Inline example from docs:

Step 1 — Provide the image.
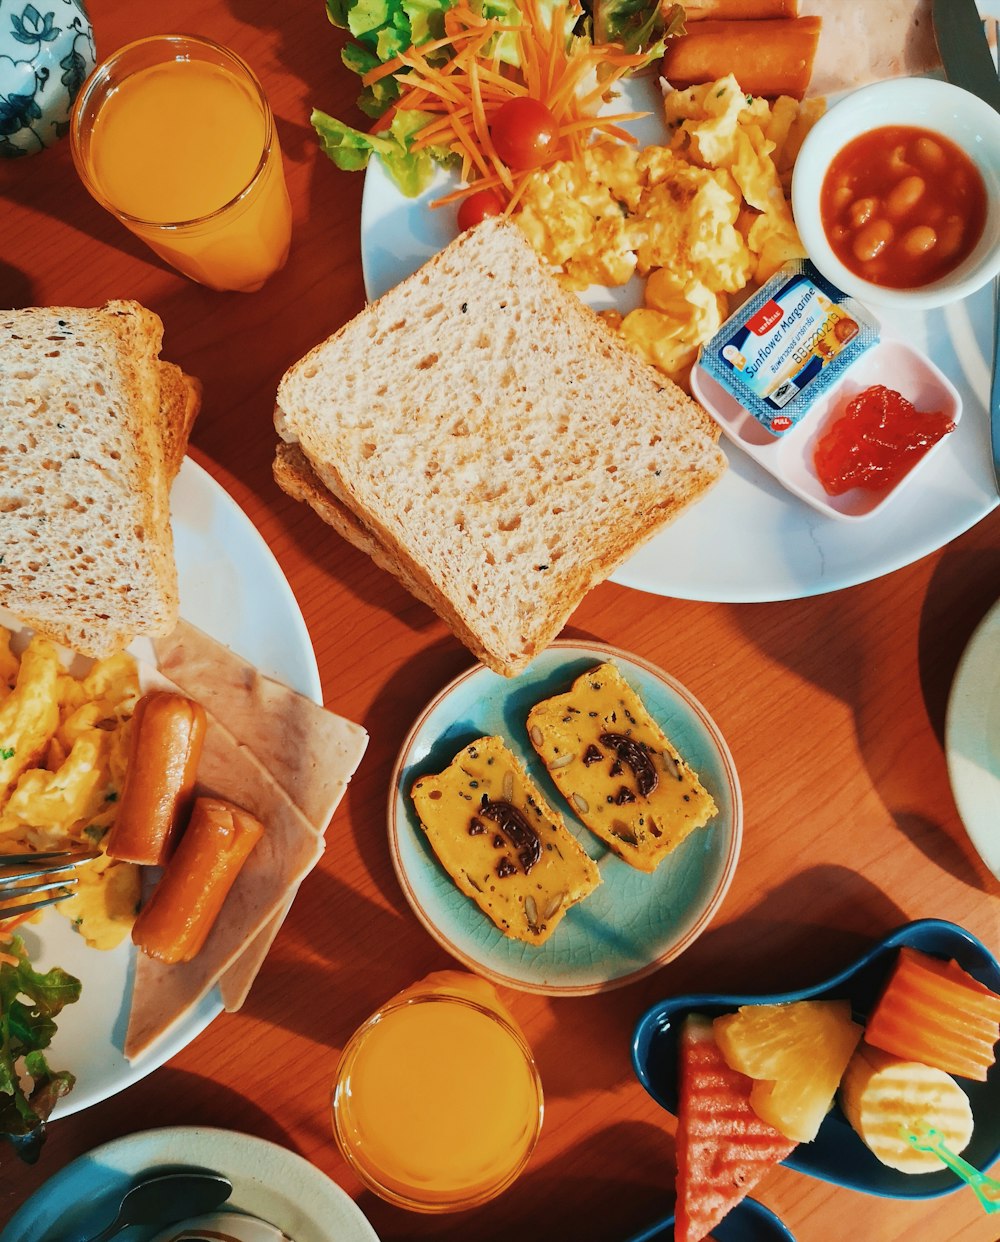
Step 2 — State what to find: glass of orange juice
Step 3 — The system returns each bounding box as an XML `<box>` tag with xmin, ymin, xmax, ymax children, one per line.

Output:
<box><xmin>70</xmin><ymin>34</ymin><xmax>292</xmax><ymax>293</ymax></box>
<box><xmin>331</xmin><ymin>970</ymin><xmax>544</xmax><ymax>1212</ymax></box>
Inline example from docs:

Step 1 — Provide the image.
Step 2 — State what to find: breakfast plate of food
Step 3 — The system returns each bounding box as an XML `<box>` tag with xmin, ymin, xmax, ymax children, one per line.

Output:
<box><xmin>5</xmin><ymin>458</ymin><xmax>323</xmax><ymax>1122</ymax></box>
<box><xmin>389</xmin><ymin>642</ymin><xmax>741</xmax><ymax>995</ymax></box>
<box><xmin>358</xmin><ymin>67</ymin><xmax>998</xmax><ymax>605</ymax></box>
<box><xmin>0</xmin><ymin>303</ymin><xmax>369</xmax><ymax>1153</ymax></box>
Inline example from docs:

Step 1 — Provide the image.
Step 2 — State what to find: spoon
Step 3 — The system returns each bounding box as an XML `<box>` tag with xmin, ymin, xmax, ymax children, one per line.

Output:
<box><xmin>903</xmin><ymin>1126</ymin><xmax>1000</xmax><ymax>1214</ymax></box>
<box><xmin>83</xmin><ymin>1170</ymin><xmax>234</xmax><ymax>1242</ymax></box>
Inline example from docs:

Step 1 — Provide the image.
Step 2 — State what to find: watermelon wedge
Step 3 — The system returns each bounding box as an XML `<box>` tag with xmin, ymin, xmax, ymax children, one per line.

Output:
<box><xmin>674</xmin><ymin>1015</ymin><xmax>797</xmax><ymax>1242</ymax></box>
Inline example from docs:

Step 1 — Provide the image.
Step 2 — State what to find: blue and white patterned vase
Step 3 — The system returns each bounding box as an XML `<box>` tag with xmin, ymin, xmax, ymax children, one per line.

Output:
<box><xmin>0</xmin><ymin>0</ymin><xmax>95</xmax><ymax>157</ymax></box>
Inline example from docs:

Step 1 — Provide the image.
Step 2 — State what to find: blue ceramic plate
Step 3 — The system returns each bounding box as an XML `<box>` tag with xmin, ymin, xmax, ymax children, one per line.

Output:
<box><xmin>388</xmin><ymin>642</ymin><xmax>742</xmax><ymax>995</ymax></box>
<box><xmin>627</xmin><ymin>1196</ymin><xmax>795</xmax><ymax>1242</ymax></box>
<box><xmin>631</xmin><ymin>919</ymin><xmax>1000</xmax><ymax>1198</ymax></box>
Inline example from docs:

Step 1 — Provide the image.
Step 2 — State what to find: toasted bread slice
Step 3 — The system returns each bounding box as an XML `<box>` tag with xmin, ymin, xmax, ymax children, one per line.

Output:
<box><xmin>526</xmin><ymin>662</ymin><xmax>718</xmax><ymax>871</ymax></box>
<box><xmin>274</xmin><ymin>218</ymin><xmax>726</xmax><ymax>676</ymax></box>
<box><xmin>410</xmin><ymin>736</ymin><xmax>601</xmax><ymax>944</ymax></box>
<box><xmin>0</xmin><ymin>301</ymin><xmax>193</xmax><ymax>657</ymax></box>
<box><xmin>158</xmin><ymin>361</ymin><xmax>202</xmax><ymax>479</ymax></box>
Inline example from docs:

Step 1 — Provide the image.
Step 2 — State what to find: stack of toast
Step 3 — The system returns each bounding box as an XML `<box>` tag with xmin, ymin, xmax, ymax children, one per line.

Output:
<box><xmin>274</xmin><ymin>218</ymin><xmax>727</xmax><ymax>676</ymax></box>
<box><xmin>0</xmin><ymin>300</ymin><xmax>200</xmax><ymax>657</ymax></box>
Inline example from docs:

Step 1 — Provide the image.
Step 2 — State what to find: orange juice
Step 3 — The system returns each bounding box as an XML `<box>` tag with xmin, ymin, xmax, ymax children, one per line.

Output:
<box><xmin>72</xmin><ymin>36</ymin><xmax>291</xmax><ymax>292</ymax></box>
<box><xmin>332</xmin><ymin>972</ymin><xmax>543</xmax><ymax>1211</ymax></box>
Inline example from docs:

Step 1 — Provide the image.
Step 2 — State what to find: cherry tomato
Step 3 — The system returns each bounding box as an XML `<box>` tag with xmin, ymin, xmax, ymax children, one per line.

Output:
<box><xmin>457</xmin><ymin>188</ymin><xmax>507</xmax><ymax>232</ymax></box>
<box><xmin>489</xmin><ymin>97</ymin><xmax>558</xmax><ymax>170</ymax></box>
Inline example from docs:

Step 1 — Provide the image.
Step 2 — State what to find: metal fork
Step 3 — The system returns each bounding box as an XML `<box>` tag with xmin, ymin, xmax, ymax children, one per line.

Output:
<box><xmin>0</xmin><ymin>849</ymin><xmax>101</xmax><ymax>917</ymax></box>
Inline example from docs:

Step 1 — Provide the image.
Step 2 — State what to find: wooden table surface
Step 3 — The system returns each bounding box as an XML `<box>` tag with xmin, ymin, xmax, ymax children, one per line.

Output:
<box><xmin>2</xmin><ymin>2</ymin><xmax>999</xmax><ymax>1239</ymax></box>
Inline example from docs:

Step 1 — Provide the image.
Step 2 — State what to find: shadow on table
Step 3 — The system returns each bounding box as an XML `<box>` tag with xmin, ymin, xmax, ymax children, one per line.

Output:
<box><xmin>723</xmin><ymin>521</ymin><xmax>999</xmax><ymax>893</ymax></box>
<box><xmin>355</xmin><ymin>1119</ymin><xmax>674</xmax><ymax>1242</ymax></box>
<box><xmin>917</xmin><ymin>537</ymin><xmax>1000</xmax><ymax>744</ymax></box>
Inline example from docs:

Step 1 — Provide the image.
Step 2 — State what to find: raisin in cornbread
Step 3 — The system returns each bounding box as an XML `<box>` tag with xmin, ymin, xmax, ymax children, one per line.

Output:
<box><xmin>410</xmin><ymin>736</ymin><xmax>601</xmax><ymax>944</ymax></box>
<box><xmin>526</xmin><ymin>663</ymin><xmax>718</xmax><ymax>872</ymax></box>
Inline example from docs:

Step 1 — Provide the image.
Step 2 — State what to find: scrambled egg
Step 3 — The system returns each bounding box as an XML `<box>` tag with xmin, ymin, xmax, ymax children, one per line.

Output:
<box><xmin>0</xmin><ymin>631</ymin><xmax>140</xmax><ymax>949</ymax></box>
<box><xmin>514</xmin><ymin>74</ymin><xmax>824</xmax><ymax>389</ymax></box>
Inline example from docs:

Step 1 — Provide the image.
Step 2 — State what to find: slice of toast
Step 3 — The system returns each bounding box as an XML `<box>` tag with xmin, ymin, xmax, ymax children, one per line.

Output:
<box><xmin>158</xmin><ymin>361</ymin><xmax>201</xmax><ymax>479</ymax></box>
<box><xmin>274</xmin><ymin>217</ymin><xmax>727</xmax><ymax>677</ymax></box>
<box><xmin>0</xmin><ymin>301</ymin><xmax>195</xmax><ymax>657</ymax></box>
<box><xmin>526</xmin><ymin>662</ymin><xmax>718</xmax><ymax>871</ymax></box>
<box><xmin>410</xmin><ymin>735</ymin><xmax>601</xmax><ymax>944</ymax></box>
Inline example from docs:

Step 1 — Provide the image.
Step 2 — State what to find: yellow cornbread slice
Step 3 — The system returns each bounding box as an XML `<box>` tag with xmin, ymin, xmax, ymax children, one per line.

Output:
<box><xmin>526</xmin><ymin>663</ymin><xmax>718</xmax><ymax>872</ymax></box>
<box><xmin>410</xmin><ymin>736</ymin><xmax>601</xmax><ymax>944</ymax></box>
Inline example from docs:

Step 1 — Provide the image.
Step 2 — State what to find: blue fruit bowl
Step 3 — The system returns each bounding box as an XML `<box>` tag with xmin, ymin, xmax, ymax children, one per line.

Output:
<box><xmin>627</xmin><ymin>1196</ymin><xmax>795</xmax><ymax>1242</ymax></box>
<box><xmin>631</xmin><ymin>919</ymin><xmax>1000</xmax><ymax>1199</ymax></box>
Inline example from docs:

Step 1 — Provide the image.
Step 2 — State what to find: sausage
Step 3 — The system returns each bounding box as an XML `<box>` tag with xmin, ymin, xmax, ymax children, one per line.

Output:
<box><xmin>106</xmin><ymin>691</ymin><xmax>207</xmax><ymax>866</ymax></box>
<box><xmin>683</xmin><ymin>0</ymin><xmax>799</xmax><ymax>18</ymax></box>
<box><xmin>661</xmin><ymin>16</ymin><xmax>822</xmax><ymax>99</ymax></box>
<box><xmin>132</xmin><ymin>796</ymin><xmax>265</xmax><ymax>963</ymax></box>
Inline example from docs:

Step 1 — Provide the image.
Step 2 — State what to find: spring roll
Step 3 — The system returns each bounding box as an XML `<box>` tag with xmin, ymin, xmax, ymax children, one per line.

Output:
<box><xmin>683</xmin><ymin>0</ymin><xmax>798</xmax><ymax>17</ymax></box>
<box><xmin>662</xmin><ymin>16</ymin><xmax>822</xmax><ymax>99</ymax></box>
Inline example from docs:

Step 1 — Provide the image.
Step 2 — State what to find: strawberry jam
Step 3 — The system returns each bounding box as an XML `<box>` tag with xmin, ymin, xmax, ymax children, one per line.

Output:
<box><xmin>813</xmin><ymin>384</ymin><xmax>955</xmax><ymax>496</ymax></box>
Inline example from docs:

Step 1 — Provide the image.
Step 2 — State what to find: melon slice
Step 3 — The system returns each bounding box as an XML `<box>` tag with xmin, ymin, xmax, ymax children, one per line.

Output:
<box><xmin>713</xmin><ymin>999</ymin><xmax>863</xmax><ymax>1142</ymax></box>
<box><xmin>864</xmin><ymin>947</ymin><xmax>1000</xmax><ymax>1081</ymax></box>
<box><xmin>840</xmin><ymin>1041</ymin><xmax>974</xmax><ymax>1172</ymax></box>
<box><xmin>674</xmin><ymin>1015</ymin><xmax>797</xmax><ymax>1242</ymax></box>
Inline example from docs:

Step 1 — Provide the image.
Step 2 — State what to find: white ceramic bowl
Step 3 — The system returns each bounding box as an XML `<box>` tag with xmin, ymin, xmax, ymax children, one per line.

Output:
<box><xmin>792</xmin><ymin>77</ymin><xmax>1000</xmax><ymax>310</ymax></box>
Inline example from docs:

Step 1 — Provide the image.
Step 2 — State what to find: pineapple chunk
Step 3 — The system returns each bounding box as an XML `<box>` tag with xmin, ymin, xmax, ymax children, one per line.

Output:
<box><xmin>714</xmin><ymin>999</ymin><xmax>864</xmax><ymax>1142</ymax></box>
<box><xmin>840</xmin><ymin>1042</ymin><xmax>974</xmax><ymax>1173</ymax></box>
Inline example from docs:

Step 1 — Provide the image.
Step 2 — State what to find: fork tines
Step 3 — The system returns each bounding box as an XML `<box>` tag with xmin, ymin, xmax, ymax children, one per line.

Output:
<box><xmin>0</xmin><ymin>848</ymin><xmax>102</xmax><ymax>917</ymax></box>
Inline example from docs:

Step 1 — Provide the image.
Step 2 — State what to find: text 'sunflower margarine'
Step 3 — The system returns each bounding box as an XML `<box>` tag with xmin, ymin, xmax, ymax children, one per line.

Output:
<box><xmin>699</xmin><ymin>260</ymin><xmax>879</xmax><ymax>435</ymax></box>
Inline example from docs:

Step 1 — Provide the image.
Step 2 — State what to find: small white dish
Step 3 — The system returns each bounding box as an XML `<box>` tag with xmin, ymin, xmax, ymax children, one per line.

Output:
<box><xmin>691</xmin><ymin>337</ymin><xmax>962</xmax><ymax>522</ymax></box>
<box><xmin>946</xmin><ymin>597</ymin><xmax>1000</xmax><ymax>880</ymax></box>
<box><xmin>792</xmin><ymin>77</ymin><xmax>1000</xmax><ymax>310</ymax></box>
<box><xmin>389</xmin><ymin>642</ymin><xmax>742</xmax><ymax>995</ymax></box>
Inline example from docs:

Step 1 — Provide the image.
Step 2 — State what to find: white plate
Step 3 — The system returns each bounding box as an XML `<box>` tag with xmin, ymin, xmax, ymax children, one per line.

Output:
<box><xmin>11</xmin><ymin>458</ymin><xmax>321</xmax><ymax>1119</ymax></box>
<box><xmin>946</xmin><ymin>596</ymin><xmax>1000</xmax><ymax>879</ymax></box>
<box><xmin>359</xmin><ymin>73</ymin><xmax>998</xmax><ymax>603</ymax></box>
<box><xmin>389</xmin><ymin>642</ymin><xmax>742</xmax><ymax>995</ymax></box>
<box><xmin>0</xmin><ymin>1126</ymin><xmax>379</xmax><ymax>1242</ymax></box>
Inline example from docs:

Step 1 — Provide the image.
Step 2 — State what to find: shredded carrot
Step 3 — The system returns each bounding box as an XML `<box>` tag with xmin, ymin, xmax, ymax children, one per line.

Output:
<box><xmin>370</xmin><ymin>0</ymin><xmax>651</xmax><ymax>211</ymax></box>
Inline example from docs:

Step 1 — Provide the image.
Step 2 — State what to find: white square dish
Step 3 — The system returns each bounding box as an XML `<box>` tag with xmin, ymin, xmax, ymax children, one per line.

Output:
<box><xmin>691</xmin><ymin>338</ymin><xmax>963</xmax><ymax>522</ymax></box>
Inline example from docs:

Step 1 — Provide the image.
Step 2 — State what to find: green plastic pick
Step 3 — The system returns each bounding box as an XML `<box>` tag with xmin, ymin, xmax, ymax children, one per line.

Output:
<box><xmin>903</xmin><ymin>1126</ymin><xmax>1000</xmax><ymax>1214</ymax></box>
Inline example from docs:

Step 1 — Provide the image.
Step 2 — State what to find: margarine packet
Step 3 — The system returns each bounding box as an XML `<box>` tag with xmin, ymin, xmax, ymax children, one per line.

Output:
<box><xmin>699</xmin><ymin>260</ymin><xmax>879</xmax><ymax>436</ymax></box>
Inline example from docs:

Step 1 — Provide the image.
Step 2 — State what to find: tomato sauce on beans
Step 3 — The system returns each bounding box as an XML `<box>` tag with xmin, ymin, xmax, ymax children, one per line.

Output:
<box><xmin>819</xmin><ymin>125</ymin><xmax>987</xmax><ymax>288</ymax></box>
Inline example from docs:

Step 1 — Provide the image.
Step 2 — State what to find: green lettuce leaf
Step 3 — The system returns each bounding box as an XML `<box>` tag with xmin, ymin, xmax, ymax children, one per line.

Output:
<box><xmin>0</xmin><ymin>935</ymin><xmax>81</xmax><ymax>1164</ymax></box>
<box><xmin>312</xmin><ymin>107</ymin><xmax>455</xmax><ymax>197</ymax></box>
<box><xmin>592</xmin><ymin>0</ymin><xmax>684</xmax><ymax>56</ymax></box>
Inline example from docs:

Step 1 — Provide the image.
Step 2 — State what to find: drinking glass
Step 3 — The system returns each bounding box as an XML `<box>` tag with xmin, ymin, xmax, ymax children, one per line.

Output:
<box><xmin>71</xmin><ymin>34</ymin><xmax>292</xmax><ymax>292</ymax></box>
<box><xmin>331</xmin><ymin>970</ymin><xmax>544</xmax><ymax>1212</ymax></box>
